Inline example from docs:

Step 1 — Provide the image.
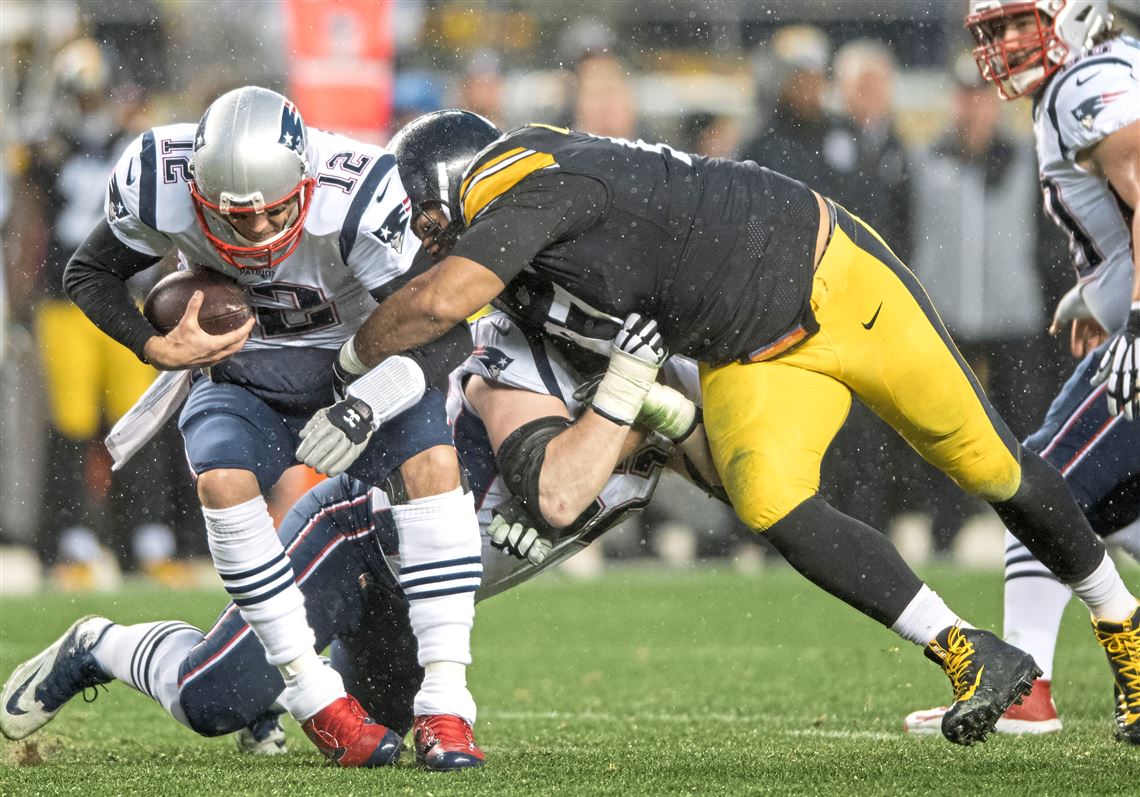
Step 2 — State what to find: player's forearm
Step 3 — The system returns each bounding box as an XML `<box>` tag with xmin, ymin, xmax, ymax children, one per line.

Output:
<box><xmin>63</xmin><ymin>220</ymin><xmax>162</xmax><ymax>361</ymax></box>
<box><xmin>673</xmin><ymin>425</ymin><xmax>721</xmax><ymax>488</ymax></box>
<box><xmin>538</xmin><ymin>411</ymin><xmax>644</xmax><ymax>528</ymax></box>
<box><xmin>354</xmin><ymin>256</ymin><xmax>503</xmax><ymax>367</ymax></box>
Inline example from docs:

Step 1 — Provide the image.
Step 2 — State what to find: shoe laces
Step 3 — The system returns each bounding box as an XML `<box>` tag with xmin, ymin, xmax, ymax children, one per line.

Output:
<box><xmin>308</xmin><ymin>697</ymin><xmax>367</xmax><ymax>750</ymax></box>
<box><xmin>943</xmin><ymin>627</ymin><xmax>981</xmax><ymax>702</ymax></box>
<box><xmin>419</xmin><ymin>715</ymin><xmax>476</xmax><ymax>749</ymax></box>
<box><xmin>1098</xmin><ymin>621</ymin><xmax>1140</xmax><ymax>715</ymax></box>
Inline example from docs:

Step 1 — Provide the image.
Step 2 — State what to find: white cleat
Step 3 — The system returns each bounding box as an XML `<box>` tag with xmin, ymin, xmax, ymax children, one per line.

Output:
<box><xmin>904</xmin><ymin>679</ymin><xmax>1063</xmax><ymax>736</ymax></box>
<box><xmin>1</xmin><ymin>615</ymin><xmax>113</xmax><ymax>740</ymax></box>
<box><xmin>235</xmin><ymin>711</ymin><xmax>288</xmax><ymax>755</ymax></box>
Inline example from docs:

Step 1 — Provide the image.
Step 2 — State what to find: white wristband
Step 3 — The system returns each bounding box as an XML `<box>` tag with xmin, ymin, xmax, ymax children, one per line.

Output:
<box><xmin>592</xmin><ymin>348</ymin><xmax>660</xmax><ymax>425</ymax></box>
<box><xmin>338</xmin><ymin>336</ymin><xmax>368</xmax><ymax>376</ymax></box>
<box><xmin>346</xmin><ymin>355</ymin><xmax>427</xmax><ymax>429</ymax></box>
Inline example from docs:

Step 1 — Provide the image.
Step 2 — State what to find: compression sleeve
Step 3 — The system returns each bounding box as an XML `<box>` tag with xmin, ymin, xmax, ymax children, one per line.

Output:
<box><xmin>450</xmin><ymin>171</ymin><xmax>607</xmax><ymax>283</ymax></box>
<box><xmin>63</xmin><ymin>218</ymin><xmax>163</xmax><ymax>361</ymax></box>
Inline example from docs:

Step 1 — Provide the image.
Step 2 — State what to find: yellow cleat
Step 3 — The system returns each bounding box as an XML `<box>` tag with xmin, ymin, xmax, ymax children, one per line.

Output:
<box><xmin>924</xmin><ymin>625</ymin><xmax>1041</xmax><ymax>746</ymax></box>
<box><xmin>1091</xmin><ymin>605</ymin><xmax>1140</xmax><ymax>744</ymax></box>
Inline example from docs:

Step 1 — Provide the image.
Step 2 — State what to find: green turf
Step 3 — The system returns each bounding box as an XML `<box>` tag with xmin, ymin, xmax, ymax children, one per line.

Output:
<box><xmin>2</xmin><ymin>563</ymin><xmax>1137</xmax><ymax>796</ymax></box>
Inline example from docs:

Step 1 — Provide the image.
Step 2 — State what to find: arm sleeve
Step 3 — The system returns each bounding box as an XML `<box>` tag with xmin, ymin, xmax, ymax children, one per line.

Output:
<box><xmin>450</xmin><ymin>171</ymin><xmax>607</xmax><ymax>283</ymax></box>
<box><xmin>404</xmin><ymin>322</ymin><xmax>473</xmax><ymax>391</ymax></box>
<box><xmin>63</xmin><ymin>218</ymin><xmax>163</xmax><ymax>361</ymax></box>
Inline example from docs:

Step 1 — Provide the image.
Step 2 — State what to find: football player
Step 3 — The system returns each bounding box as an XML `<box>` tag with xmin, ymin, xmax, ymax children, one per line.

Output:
<box><xmin>0</xmin><ymin>311</ymin><xmax>713</xmax><ymax>764</ymax></box>
<box><xmin>905</xmin><ymin>0</ymin><xmax>1138</xmax><ymax>739</ymax></box>
<box><xmin>55</xmin><ymin>87</ymin><xmax>485</xmax><ymax>768</ymax></box>
<box><xmin>308</xmin><ymin>108</ymin><xmax>1140</xmax><ymax>746</ymax></box>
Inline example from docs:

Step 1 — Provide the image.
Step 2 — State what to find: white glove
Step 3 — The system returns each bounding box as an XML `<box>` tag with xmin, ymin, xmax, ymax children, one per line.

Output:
<box><xmin>591</xmin><ymin>314</ymin><xmax>668</xmax><ymax>425</ymax></box>
<box><xmin>296</xmin><ymin>398</ymin><xmax>375</xmax><ymax>477</ymax></box>
<box><xmin>1091</xmin><ymin>303</ymin><xmax>1140</xmax><ymax>421</ymax></box>
<box><xmin>296</xmin><ymin>355</ymin><xmax>428</xmax><ymax>476</ymax></box>
<box><xmin>488</xmin><ymin>514</ymin><xmax>552</xmax><ymax>565</ymax></box>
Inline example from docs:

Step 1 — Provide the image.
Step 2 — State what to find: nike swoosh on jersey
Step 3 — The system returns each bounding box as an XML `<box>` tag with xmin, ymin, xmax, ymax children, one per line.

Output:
<box><xmin>1075</xmin><ymin>71</ymin><xmax>1101</xmax><ymax>87</ymax></box>
<box><xmin>5</xmin><ymin>665</ymin><xmax>42</xmax><ymax>717</ymax></box>
<box><xmin>126</xmin><ymin>158</ymin><xmax>136</xmax><ymax>186</ymax></box>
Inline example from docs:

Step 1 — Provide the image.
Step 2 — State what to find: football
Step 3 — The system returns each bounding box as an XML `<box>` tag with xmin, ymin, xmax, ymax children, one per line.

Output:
<box><xmin>143</xmin><ymin>267</ymin><xmax>252</xmax><ymax>335</ymax></box>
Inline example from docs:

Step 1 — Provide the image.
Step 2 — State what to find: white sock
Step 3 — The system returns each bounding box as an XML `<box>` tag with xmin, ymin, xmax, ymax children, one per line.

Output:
<box><xmin>203</xmin><ymin>497</ymin><xmax>342</xmax><ymax>719</ymax></box>
<box><xmin>890</xmin><ymin>584</ymin><xmax>968</xmax><ymax>646</ymax></box>
<box><xmin>392</xmin><ymin>487</ymin><xmax>481</xmax><ymax>720</ymax></box>
<box><xmin>1070</xmin><ymin>551</ymin><xmax>1138</xmax><ymax>622</ymax></box>
<box><xmin>1003</xmin><ymin>530</ymin><xmax>1071</xmax><ymax>681</ymax></box>
<box><xmin>93</xmin><ymin>621</ymin><xmax>202</xmax><ymax>728</ymax></box>
<box><xmin>1104</xmin><ymin>518</ymin><xmax>1140</xmax><ymax>561</ymax></box>
<box><xmin>279</xmin><ymin>649</ymin><xmax>346</xmax><ymax>722</ymax></box>
<box><xmin>414</xmin><ymin>661</ymin><xmax>477</xmax><ymax>725</ymax></box>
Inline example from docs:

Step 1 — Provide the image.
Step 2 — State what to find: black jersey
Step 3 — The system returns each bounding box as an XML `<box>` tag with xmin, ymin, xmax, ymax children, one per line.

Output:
<box><xmin>452</xmin><ymin>124</ymin><xmax>821</xmax><ymax>365</ymax></box>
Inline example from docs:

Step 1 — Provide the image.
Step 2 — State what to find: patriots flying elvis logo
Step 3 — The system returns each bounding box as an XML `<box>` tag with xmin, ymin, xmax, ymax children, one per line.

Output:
<box><xmin>1072</xmin><ymin>90</ymin><xmax>1127</xmax><ymax>131</ymax></box>
<box><xmin>475</xmin><ymin>346</ymin><xmax>514</xmax><ymax>378</ymax></box>
<box><xmin>370</xmin><ymin>196</ymin><xmax>411</xmax><ymax>253</ymax></box>
<box><xmin>279</xmin><ymin>101</ymin><xmax>305</xmax><ymax>153</ymax></box>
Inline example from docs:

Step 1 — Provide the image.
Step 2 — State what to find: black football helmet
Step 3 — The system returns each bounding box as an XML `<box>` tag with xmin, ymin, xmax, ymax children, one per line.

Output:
<box><xmin>390</xmin><ymin>110</ymin><xmax>501</xmax><ymax>257</ymax></box>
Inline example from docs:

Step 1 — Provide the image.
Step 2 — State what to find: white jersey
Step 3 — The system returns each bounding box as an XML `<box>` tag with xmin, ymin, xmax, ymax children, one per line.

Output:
<box><xmin>105</xmin><ymin>123</ymin><xmax>417</xmax><ymax>350</ymax></box>
<box><xmin>1034</xmin><ymin>36</ymin><xmax>1140</xmax><ymax>332</ymax></box>
<box><xmin>417</xmin><ymin>310</ymin><xmax>702</xmax><ymax>600</ymax></box>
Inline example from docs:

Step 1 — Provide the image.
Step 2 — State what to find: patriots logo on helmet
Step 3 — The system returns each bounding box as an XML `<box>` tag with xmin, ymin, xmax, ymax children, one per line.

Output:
<box><xmin>1072</xmin><ymin>91</ymin><xmax>1127</xmax><ymax>131</ymax></box>
<box><xmin>370</xmin><ymin>198</ymin><xmax>410</xmax><ymax>254</ymax></box>
<box><xmin>279</xmin><ymin>101</ymin><xmax>306</xmax><ymax>153</ymax></box>
<box><xmin>475</xmin><ymin>346</ymin><xmax>514</xmax><ymax>378</ymax></box>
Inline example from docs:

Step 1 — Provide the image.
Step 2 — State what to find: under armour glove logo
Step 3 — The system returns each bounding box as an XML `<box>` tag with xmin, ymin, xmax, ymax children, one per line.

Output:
<box><xmin>1092</xmin><ymin>305</ymin><xmax>1140</xmax><ymax>421</ymax></box>
<box><xmin>329</xmin><ymin>399</ymin><xmax>374</xmax><ymax>444</ymax></box>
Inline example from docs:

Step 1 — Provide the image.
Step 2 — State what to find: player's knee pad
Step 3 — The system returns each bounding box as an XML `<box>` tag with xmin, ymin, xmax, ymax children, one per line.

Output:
<box><xmin>495</xmin><ymin>415</ymin><xmax>574</xmax><ymax>527</ymax></box>
<box><xmin>720</xmin><ymin>451</ymin><xmax>818</xmax><ymax>532</ymax></box>
<box><xmin>950</xmin><ymin>445</ymin><xmax>1022</xmax><ymax>503</ymax></box>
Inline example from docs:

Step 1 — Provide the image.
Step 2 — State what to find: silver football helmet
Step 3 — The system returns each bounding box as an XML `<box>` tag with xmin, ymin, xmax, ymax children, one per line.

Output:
<box><xmin>188</xmin><ymin>86</ymin><xmax>313</xmax><ymax>269</ymax></box>
<box><xmin>966</xmin><ymin>0</ymin><xmax>1114</xmax><ymax>99</ymax></box>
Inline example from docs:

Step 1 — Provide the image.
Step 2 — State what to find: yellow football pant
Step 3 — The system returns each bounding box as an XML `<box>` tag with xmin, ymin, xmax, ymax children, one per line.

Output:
<box><xmin>700</xmin><ymin>208</ymin><xmax>1021</xmax><ymax>532</ymax></box>
<box><xmin>36</xmin><ymin>300</ymin><xmax>157</xmax><ymax>440</ymax></box>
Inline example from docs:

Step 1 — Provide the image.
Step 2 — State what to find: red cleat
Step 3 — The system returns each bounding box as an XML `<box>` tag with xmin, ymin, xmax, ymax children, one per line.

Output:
<box><xmin>998</xmin><ymin>679</ymin><xmax>1062</xmax><ymax>734</ymax></box>
<box><xmin>301</xmin><ymin>695</ymin><xmax>402</xmax><ymax>767</ymax></box>
<box><xmin>413</xmin><ymin>714</ymin><xmax>485</xmax><ymax>771</ymax></box>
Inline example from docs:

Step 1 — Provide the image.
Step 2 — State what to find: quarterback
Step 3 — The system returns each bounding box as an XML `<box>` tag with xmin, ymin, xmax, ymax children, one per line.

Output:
<box><xmin>0</xmin><ymin>312</ymin><xmax>712</xmax><ymax>763</ymax></box>
<box><xmin>906</xmin><ymin>0</ymin><xmax>1138</xmax><ymax>740</ymax></box>
<box><xmin>51</xmin><ymin>87</ymin><xmax>485</xmax><ymax>768</ymax></box>
<box><xmin>312</xmin><ymin>108</ymin><xmax>1140</xmax><ymax>746</ymax></box>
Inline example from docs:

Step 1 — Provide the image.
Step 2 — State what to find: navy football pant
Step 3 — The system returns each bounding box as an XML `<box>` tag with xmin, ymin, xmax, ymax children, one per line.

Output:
<box><xmin>175</xmin><ymin>476</ymin><xmax>421</xmax><ymax>736</ymax></box>
<box><xmin>1024</xmin><ymin>344</ymin><xmax>1140</xmax><ymax>536</ymax></box>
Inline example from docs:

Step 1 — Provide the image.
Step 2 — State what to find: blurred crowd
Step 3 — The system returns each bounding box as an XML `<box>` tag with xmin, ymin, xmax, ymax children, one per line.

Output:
<box><xmin>3</xmin><ymin>0</ymin><xmax>1129</xmax><ymax>590</ymax></box>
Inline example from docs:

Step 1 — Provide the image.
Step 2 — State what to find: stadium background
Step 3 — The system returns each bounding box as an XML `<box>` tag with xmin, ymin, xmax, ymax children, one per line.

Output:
<box><xmin>3</xmin><ymin>3</ymin><xmax>1140</xmax><ymax>792</ymax></box>
<box><xmin>0</xmin><ymin>0</ymin><xmax>1137</xmax><ymax>586</ymax></box>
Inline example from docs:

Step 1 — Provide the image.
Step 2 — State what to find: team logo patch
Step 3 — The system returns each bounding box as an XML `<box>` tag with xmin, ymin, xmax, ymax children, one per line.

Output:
<box><xmin>279</xmin><ymin>101</ymin><xmax>306</xmax><ymax>153</ymax></box>
<box><xmin>194</xmin><ymin>108</ymin><xmax>210</xmax><ymax>151</ymax></box>
<box><xmin>475</xmin><ymin>346</ymin><xmax>514</xmax><ymax>378</ymax></box>
<box><xmin>107</xmin><ymin>175</ymin><xmax>130</xmax><ymax>220</ymax></box>
<box><xmin>370</xmin><ymin>198</ymin><xmax>410</xmax><ymax>253</ymax></box>
<box><xmin>1072</xmin><ymin>90</ymin><xmax>1127</xmax><ymax>131</ymax></box>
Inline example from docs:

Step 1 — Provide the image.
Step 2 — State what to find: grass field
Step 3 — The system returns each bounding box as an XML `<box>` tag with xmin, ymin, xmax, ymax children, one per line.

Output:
<box><xmin>1</xmin><ymin>563</ymin><xmax>1137</xmax><ymax>796</ymax></box>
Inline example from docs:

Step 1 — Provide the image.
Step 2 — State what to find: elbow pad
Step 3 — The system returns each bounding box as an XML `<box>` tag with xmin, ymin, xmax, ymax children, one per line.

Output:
<box><xmin>494</xmin><ymin>415</ymin><xmax>573</xmax><ymax>530</ymax></box>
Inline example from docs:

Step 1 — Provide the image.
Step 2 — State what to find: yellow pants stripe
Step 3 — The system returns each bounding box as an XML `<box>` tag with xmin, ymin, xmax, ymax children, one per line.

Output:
<box><xmin>700</xmin><ymin>207</ymin><xmax>1021</xmax><ymax>531</ymax></box>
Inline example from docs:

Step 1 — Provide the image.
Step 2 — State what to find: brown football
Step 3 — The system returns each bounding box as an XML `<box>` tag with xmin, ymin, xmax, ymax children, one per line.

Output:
<box><xmin>143</xmin><ymin>267</ymin><xmax>252</xmax><ymax>335</ymax></box>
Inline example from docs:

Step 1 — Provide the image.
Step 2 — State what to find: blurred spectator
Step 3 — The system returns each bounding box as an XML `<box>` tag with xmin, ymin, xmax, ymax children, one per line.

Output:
<box><xmin>12</xmin><ymin>38</ymin><xmax>194</xmax><ymax>587</ymax></box>
<box><xmin>573</xmin><ymin>52</ymin><xmax>638</xmax><ymax>139</ymax></box>
<box><xmin>909</xmin><ymin>53</ymin><xmax>1068</xmax><ymax>552</ymax></box>
<box><xmin>457</xmin><ymin>49</ymin><xmax>505</xmax><ymax>126</ymax></box>
<box><xmin>738</xmin><ymin>25</ymin><xmax>849</xmax><ymax>199</ymax></box>
<box><xmin>679</xmin><ymin>112</ymin><xmax>742</xmax><ymax>159</ymax></box>
<box><xmin>830</xmin><ymin>39</ymin><xmax>912</xmax><ymax>260</ymax></box>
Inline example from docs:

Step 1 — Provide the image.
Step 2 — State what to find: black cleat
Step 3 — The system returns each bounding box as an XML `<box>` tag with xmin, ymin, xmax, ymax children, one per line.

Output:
<box><xmin>924</xmin><ymin>625</ymin><xmax>1041</xmax><ymax>746</ymax></box>
<box><xmin>1091</xmin><ymin>605</ymin><xmax>1140</xmax><ymax>744</ymax></box>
